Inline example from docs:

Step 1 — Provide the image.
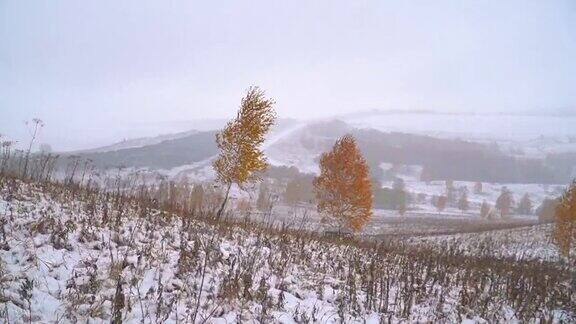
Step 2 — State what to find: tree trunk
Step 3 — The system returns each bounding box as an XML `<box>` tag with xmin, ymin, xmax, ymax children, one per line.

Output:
<box><xmin>216</xmin><ymin>182</ymin><xmax>232</xmax><ymax>219</ymax></box>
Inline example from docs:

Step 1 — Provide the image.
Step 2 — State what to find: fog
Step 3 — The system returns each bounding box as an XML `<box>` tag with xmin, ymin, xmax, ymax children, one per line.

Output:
<box><xmin>2</xmin><ymin>3</ymin><xmax>576</xmax><ymax>320</ymax></box>
<box><xmin>1</xmin><ymin>0</ymin><xmax>575</xmax><ymax>150</ymax></box>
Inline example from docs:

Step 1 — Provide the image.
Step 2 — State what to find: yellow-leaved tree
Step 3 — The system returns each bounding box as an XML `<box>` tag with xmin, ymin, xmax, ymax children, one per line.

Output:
<box><xmin>554</xmin><ymin>180</ymin><xmax>576</xmax><ymax>257</ymax></box>
<box><xmin>313</xmin><ymin>134</ymin><xmax>373</xmax><ymax>232</ymax></box>
<box><xmin>213</xmin><ymin>86</ymin><xmax>276</xmax><ymax>218</ymax></box>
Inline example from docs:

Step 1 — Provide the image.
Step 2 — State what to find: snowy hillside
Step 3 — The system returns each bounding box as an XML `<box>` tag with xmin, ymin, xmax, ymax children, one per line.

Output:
<box><xmin>380</xmin><ymin>178</ymin><xmax>564</xmax><ymax>217</ymax></box>
<box><xmin>57</xmin><ymin>115</ymin><xmax>576</xmax><ymax>187</ymax></box>
<box><xmin>264</xmin><ymin>120</ymin><xmax>350</xmax><ymax>174</ymax></box>
<box><xmin>407</xmin><ymin>224</ymin><xmax>571</xmax><ymax>262</ymax></box>
<box><xmin>1</xmin><ymin>179</ymin><xmax>574</xmax><ymax>323</ymax></box>
<box><xmin>73</xmin><ymin>130</ymin><xmax>200</xmax><ymax>153</ymax></box>
<box><xmin>347</xmin><ymin>112</ymin><xmax>576</xmax><ymax>161</ymax></box>
<box><xmin>348</xmin><ymin>112</ymin><xmax>576</xmax><ymax>145</ymax></box>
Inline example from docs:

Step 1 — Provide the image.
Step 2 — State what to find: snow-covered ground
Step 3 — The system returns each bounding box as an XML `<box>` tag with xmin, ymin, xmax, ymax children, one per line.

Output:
<box><xmin>1</xmin><ymin>180</ymin><xmax>574</xmax><ymax>323</ymax></box>
<box><xmin>407</xmin><ymin>224</ymin><xmax>573</xmax><ymax>263</ymax></box>
<box><xmin>0</xmin><ymin>181</ymin><xmax>376</xmax><ymax>323</ymax></box>
<box><xmin>385</xmin><ymin>178</ymin><xmax>565</xmax><ymax>212</ymax></box>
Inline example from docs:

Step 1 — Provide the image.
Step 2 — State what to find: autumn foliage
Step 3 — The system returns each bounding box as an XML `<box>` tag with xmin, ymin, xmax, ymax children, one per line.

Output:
<box><xmin>554</xmin><ymin>180</ymin><xmax>576</xmax><ymax>257</ymax></box>
<box><xmin>313</xmin><ymin>135</ymin><xmax>373</xmax><ymax>232</ymax></box>
<box><xmin>213</xmin><ymin>86</ymin><xmax>276</xmax><ymax>216</ymax></box>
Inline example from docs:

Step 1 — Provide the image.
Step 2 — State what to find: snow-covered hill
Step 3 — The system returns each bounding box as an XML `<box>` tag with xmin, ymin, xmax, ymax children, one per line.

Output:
<box><xmin>1</xmin><ymin>179</ymin><xmax>573</xmax><ymax>323</ymax></box>
<box><xmin>72</xmin><ymin>130</ymin><xmax>200</xmax><ymax>153</ymax></box>
<box><xmin>407</xmin><ymin>224</ymin><xmax>572</xmax><ymax>262</ymax></box>
<box><xmin>348</xmin><ymin>112</ymin><xmax>576</xmax><ymax>144</ymax></box>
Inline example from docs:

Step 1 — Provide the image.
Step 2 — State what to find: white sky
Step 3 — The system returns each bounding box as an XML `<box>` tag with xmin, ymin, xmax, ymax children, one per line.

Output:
<box><xmin>1</xmin><ymin>0</ymin><xmax>575</xmax><ymax>150</ymax></box>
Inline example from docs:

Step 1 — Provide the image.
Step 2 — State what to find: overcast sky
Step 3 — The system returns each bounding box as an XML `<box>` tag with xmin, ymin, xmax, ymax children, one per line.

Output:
<box><xmin>1</xmin><ymin>0</ymin><xmax>575</xmax><ymax>150</ymax></box>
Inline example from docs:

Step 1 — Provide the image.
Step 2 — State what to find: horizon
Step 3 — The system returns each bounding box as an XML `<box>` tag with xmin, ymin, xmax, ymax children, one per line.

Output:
<box><xmin>3</xmin><ymin>109</ymin><xmax>576</xmax><ymax>152</ymax></box>
<box><xmin>2</xmin><ymin>0</ymin><xmax>576</xmax><ymax>150</ymax></box>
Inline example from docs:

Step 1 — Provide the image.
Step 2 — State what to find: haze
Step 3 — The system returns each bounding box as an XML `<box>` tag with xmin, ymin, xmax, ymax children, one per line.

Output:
<box><xmin>1</xmin><ymin>0</ymin><xmax>575</xmax><ymax>150</ymax></box>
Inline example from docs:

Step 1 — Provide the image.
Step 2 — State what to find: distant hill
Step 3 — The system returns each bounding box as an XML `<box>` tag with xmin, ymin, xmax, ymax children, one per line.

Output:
<box><xmin>265</xmin><ymin>120</ymin><xmax>575</xmax><ymax>184</ymax></box>
<box><xmin>73</xmin><ymin>129</ymin><xmax>200</xmax><ymax>153</ymax></box>
<box><xmin>69</xmin><ymin>130</ymin><xmax>218</xmax><ymax>169</ymax></box>
<box><xmin>56</xmin><ymin>118</ymin><xmax>576</xmax><ymax>184</ymax></box>
<box><xmin>60</xmin><ymin>118</ymin><xmax>301</xmax><ymax>170</ymax></box>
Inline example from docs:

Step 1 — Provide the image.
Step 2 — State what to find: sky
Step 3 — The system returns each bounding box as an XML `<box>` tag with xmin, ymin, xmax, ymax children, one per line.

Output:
<box><xmin>1</xmin><ymin>0</ymin><xmax>575</xmax><ymax>150</ymax></box>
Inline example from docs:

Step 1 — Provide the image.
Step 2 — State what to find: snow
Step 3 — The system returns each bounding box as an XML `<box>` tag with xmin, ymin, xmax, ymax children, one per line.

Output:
<box><xmin>349</xmin><ymin>113</ymin><xmax>576</xmax><ymax>161</ymax></box>
<box><xmin>2</xmin><ymin>180</ymin><xmax>573</xmax><ymax>322</ymax></box>
<box><xmin>349</xmin><ymin>113</ymin><xmax>576</xmax><ymax>144</ymax></box>
<box><xmin>390</xmin><ymin>178</ymin><xmax>564</xmax><ymax>211</ymax></box>
<box><xmin>407</xmin><ymin>223</ymin><xmax>572</xmax><ymax>262</ymax></box>
<box><xmin>72</xmin><ymin>130</ymin><xmax>200</xmax><ymax>154</ymax></box>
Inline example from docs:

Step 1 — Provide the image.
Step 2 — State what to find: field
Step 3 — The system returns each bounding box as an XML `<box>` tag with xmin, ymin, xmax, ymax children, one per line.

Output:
<box><xmin>1</xmin><ymin>177</ymin><xmax>574</xmax><ymax>323</ymax></box>
<box><xmin>406</xmin><ymin>224</ymin><xmax>567</xmax><ymax>262</ymax></box>
<box><xmin>1</xmin><ymin>115</ymin><xmax>575</xmax><ymax>323</ymax></box>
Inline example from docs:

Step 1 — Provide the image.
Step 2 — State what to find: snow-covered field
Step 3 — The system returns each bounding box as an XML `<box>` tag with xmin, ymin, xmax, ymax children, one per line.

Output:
<box><xmin>1</xmin><ymin>179</ymin><xmax>574</xmax><ymax>323</ymax></box>
<box><xmin>0</xmin><ymin>181</ymin><xmax>371</xmax><ymax>323</ymax></box>
<box><xmin>384</xmin><ymin>177</ymin><xmax>565</xmax><ymax>213</ymax></box>
<box><xmin>407</xmin><ymin>224</ymin><xmax>572</xmax><ymax>263</ymax></box>
<box><xmin>364</xmin><ymin>212</ymin><xmax>538</xmax><ymax>237</ymax></box>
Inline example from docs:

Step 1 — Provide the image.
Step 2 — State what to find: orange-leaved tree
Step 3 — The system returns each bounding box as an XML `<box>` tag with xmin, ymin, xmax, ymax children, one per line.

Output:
<box><xmin>313</xmin><ymin>134</ymin><xmax>373</xmax><ymax>232</ymax></box>
<box><xmin>554</xmin><ymin>180</ymin><xmax>576</xmax><ymax>257</ymax></box>
<box><xmin>213</xmin><ymin>86</ymin><xmax>276</xmax><ymax>218</ymax></box>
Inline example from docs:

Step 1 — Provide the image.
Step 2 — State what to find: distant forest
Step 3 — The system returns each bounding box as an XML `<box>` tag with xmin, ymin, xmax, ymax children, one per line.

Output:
<box><xmin>59</xmin><ymin>124</ymin><xmax>575</xmax><ymax>184</ymax></box>
<box><xmin>353</xmin><ymin>129</ymin><xmax>576</xmax><ymax>184</ymax></box>
<box><xmin>63</xmin><ymin>131</ymin><xmax>218</xmax><ymax>170</ymax></box>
